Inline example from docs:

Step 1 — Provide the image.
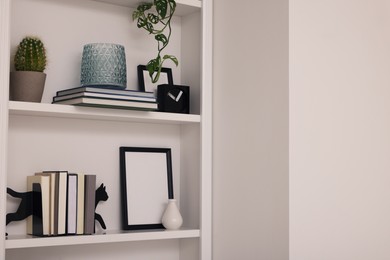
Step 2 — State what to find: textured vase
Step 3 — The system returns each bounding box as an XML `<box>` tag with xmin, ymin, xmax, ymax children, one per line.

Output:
<box><xmin>10</xmin><ymin>71</ymin><xmax>46</xmax><ymax>102</ymax></box>
<box><xmin>162</xmin><ymin>199</ymin><xmax>183</xmax><ymax>230</ymax></box>
<box><xmin>80</xmin><ymin>43</ymin><xmax>127</xmax><ymax>89</ymax></box>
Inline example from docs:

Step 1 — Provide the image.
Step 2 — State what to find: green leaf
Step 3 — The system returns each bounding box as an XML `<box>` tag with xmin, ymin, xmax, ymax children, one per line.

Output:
<box><xmin>146</xmin><ymin>57</ymin><xmax>163</xmax><ymax>83</ymax></box>
<box><xmin>155</xmin><ymin>0</ymin><xmax>168</xmax><ymax>19</ymax></box>
<box><xmin>155</xmin><ymin>34</ymin><xmax>168</xmax><ymax>46</ymax></box>
<box><xmin>136</xmin><ymin>17</ymin><xmax>147</xmax><ymax>28</ymax></box>
<box><xmin>145</xmin><ymin>22</ymin><xmax>154</xmax><ymax>33</ymax></box>
<box><xmin>132</xmin><ymin>10</ymin><xmax>141</xmax><ymax>21</ymax></box>
<box><xmin>147</xmin><ymin>13</ymin><xmax>160</xmax><ymax>24</ymax></box>
<box><xmin>163</xmin><ymin>55</ymin><xmax>178</xmax><ymax>66</ymax></box>
<box><xmin>168</xmin><ymin>0</ymin><xmax>176</xmax><ymax>12</ymax></box>
<box><xmin>146</xmin><ymin>57</ymin><xmax>160</xmax><ymax>74</ymax></box>
<box><xmin>137</xmin><ymin>3</ymin><xmax>153</xmax><ymax>12</ymax></box>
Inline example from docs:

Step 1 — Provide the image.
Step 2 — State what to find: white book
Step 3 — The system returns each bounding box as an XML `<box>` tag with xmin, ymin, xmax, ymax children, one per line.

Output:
<box><xmin>57</xmin><ymin>171</ymin><xmax>68</xmax><ymax>235</ymax></box>
<box><xmin>76</xmin><ymin>173</ymin><xmax>85</xmax><ymax>235</ymax></box>
<box><xmin>53</xmin><ymin>97</ymin><xmax>158</xmax><ymax>110</ymax></box>
<box><xmin>53</xmin><ymin>91</ymin><xmax>156</xmax><ymax>103</ymax></box>
<box><xmin>35</xmin><ymin>172</ymin><xmax>57</xmax><ymax>235</ymax></box>
<box><xmin>67</xmin><ymin>174</ymin><xmax>78</xmax><ymax>234</ymax></box>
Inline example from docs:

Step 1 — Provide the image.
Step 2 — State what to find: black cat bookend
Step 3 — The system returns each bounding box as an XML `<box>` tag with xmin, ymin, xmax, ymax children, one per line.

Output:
<box><xmin>6</xmin><ymin>183</ymin><xmax>109</xmax><ymax>236</ymax></box>
<box><xmin>5</xmin><ymin>185</ymin><xmax>42</xmax><ymax>236</ymax></box>
<box><xmin>94</xmin><ymin>183</ymin><xmax>109</xmax><ymax>230</ymax></box>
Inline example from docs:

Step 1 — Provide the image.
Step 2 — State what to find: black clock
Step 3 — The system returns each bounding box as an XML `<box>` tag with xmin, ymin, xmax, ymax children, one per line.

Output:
<box><xmin>157</xmin><ymin>84</ymin><xmax>190</xmax><ymax>114</ymax></box>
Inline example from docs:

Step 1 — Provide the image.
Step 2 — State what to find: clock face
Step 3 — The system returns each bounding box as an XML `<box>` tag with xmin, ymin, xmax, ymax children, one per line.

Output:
<box><xmin>157</xmin><ymin>84</ymin><xmax>190</xmax><ymax>114</ymax></box>
<box><xmin>166</xmin><ymin>88</ymin><xmax>187</xmax><ymax>112</ymax></box>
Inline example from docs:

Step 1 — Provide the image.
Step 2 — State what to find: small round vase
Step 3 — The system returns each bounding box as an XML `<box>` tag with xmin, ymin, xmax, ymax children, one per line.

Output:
<box><xmin>80</xmin><ymin>43</ymin><xmax>127</xmax><ymax>89</ymax></box>
<box><xmin>162</xmin><ymin>199</ymin><xmax>183</xmax><ymax>230</ymax></box>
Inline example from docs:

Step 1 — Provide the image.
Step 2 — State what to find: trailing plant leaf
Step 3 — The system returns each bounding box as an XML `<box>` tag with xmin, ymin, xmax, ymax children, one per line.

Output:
<box><xmin>132</xmin><ymin>10</ymin><xmax>141</xmax><ymax>20</ymax></box>
<box><xmin>147</xmin><ymin>57</ymin><xmax>161</xmax><ymax>73</ymax></box>
<box><xmin>155</xmin><ymin>34</ymin><xmax>168</xmax><ymax>47</ymax></box>
<box><xmin>163</xmin><ymin>54</ymin><xmax>178</xmax><ymax>66</ymax></box>
<box><xmin>146</xmin><ymin>23</ymin><xmax>154</xmax><ymax>33</ymax></box>
<box><xmin>148</xmin><ymin>13</ymin><xmax>160</xmax><ymax>24</ymax></box>
<box><xmin>137</xmin><ymin>17</ymin><xmax>147</xmax><ymax>28</ymax></box>
<box><xmin>146</xmin><ymin>57</ymin><xmax>162</xmax><ymax>82</ymax></box>
<box><xmin>137</xmin><ymin>3</ymin><xmax>153</xmax><ymax>12</ymax></box>
<box><xmin>168</xmin><ymin>0</ymin><xmax>176</xmax><ymax>10</ymax></box>
<box><xmin>155</xmin><ymin>0</ymin><xmax>168</xmax><ymax>19</ymax></box>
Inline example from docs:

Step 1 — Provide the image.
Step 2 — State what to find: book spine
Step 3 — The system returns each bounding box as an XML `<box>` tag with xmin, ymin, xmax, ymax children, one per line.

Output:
<box><xmin>32</xmin><ymin>183</ymin><xmax>43</xmax><ymax>237</ymax></box>
<box><xmin>26</xmin><ymin>175</ymin><xmax>50</xmax><ymax>236</ymax></box>
<box><xmin>53</xmin><ymin>92</ymin><xmax>156</xmax><ymax>103</ymax></box>
<box><xmin>53</xmin><ymin>173</ymin><xmax>59</xmax><ymax>235</ymax></box>
<box><xmin>56</xmin><ymin>87</ymin><xmax>154</xmax><ymax>98</ymax></box>
<box><xmin>76</xmin><ymin>173</ymin><xmax>85</xmax><ymax>235</ymax></box>
<box><xmin>57</xmin><ymin>171</ymin><xmax>68</xmax><ymax>235</ymax></box>
<box><xmin>35</xmin><ymin>172</ymin><xmax>57</xmax><ymax>235</ymax></box>
<box><xmin>84</xmin><ymin>174</ymin><xmax>96</xmax><ymax>234</ymax></box>
<box><xmin>49</xmin><ymin>173</ymin><xmax>55</xmax><ymax>235</ymax></box>
<box><xmin>66</xmin><ymin>173</ymin><xmax>78</xmax><ymax>235</ymax></box>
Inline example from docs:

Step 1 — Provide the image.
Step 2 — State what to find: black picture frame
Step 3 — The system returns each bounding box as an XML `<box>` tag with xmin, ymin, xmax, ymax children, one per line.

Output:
<box><xmin>119</xmin><ymin>147</ymin><xmax>174</xmax><ymax>230</ymax></box>
<box><xmin>137</xmin><ymin>65</ymin><xmax>174</xmax><ymax>94</ymax></box>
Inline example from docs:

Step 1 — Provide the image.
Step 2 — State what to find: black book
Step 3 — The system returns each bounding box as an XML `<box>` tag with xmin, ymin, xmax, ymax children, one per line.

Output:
<box><xmin>84</xmin><ymin>175</ymin><xmax>96</xmax><ymax>235</ymax></box>
<box><xmin>32</xmin><ymin>183</ymin><xmax>43</xmax><ymax>237</ymax></box>
<box><xmin>56</xmin><ymin>87</ymin><xmax>154</xmax><ymax>98</ymax></box>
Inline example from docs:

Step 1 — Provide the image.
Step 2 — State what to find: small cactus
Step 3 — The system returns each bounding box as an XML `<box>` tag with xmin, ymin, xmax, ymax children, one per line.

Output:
<box><xmin>14</xmin><ymin>36</ymin><xmax>47</xmax><ymax>72</ymax></box>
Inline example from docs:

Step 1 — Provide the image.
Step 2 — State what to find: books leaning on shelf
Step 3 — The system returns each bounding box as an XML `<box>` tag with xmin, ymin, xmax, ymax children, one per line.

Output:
<box><xmin>52</xmin><ymin>86</ymin><xmax>157</xmax><ymax>111</ymax></box>
<box><xmin>27</xmin><ymin>171</ymin><xmax>97</xmax><ymax>237</ymax></box>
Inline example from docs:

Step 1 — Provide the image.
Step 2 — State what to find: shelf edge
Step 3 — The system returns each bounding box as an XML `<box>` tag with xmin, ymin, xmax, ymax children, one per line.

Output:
<box><xmin>6</xmin><ymin>229</ymin><xmax>200</xmax><ymax>249</ymax></box>
<box><xmin>92</xmin><ymin>0</ymin><xmax>201</xmax><ymax>16</ymax></box>
<box><xmin>9</xmin><ymin>101</ymin><xmax>201</xmax><ymax>124</ymax></box>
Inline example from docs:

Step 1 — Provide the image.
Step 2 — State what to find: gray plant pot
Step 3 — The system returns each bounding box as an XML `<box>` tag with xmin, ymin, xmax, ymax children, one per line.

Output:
<box><xmin>10</xmin><ymin>71</ymin><xmax>46</xmax><ymax>102</ymax></box>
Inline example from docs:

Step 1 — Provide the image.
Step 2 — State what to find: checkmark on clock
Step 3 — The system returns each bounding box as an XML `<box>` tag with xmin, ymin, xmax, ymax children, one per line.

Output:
<box><xmin>175</xmin><ymin>91</ymin><xmax>183</xmax><ymax>101</ymax></box>
<box><xmin>168</xmin><ymin>91</ymin><xmax>184</xmax><ymax>102</ymax></box>
<box><xmin>168</xmin><ymin>92</ymin><xmax>176</xmax><ymax>100</ymax></box>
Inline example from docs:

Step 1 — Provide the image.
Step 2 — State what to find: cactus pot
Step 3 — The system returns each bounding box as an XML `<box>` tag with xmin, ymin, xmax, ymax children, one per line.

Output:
<box><xmin>10</xmin><ymin>71</ymin><xmax>46</xmax><ymax>102</ymax></box>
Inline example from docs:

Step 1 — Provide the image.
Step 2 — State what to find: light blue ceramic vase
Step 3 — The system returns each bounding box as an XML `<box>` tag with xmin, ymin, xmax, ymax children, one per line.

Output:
<box><xmin>80</xmin><ymin>43</ymin><xmax>127</xmax><ymax>89</ymax></box>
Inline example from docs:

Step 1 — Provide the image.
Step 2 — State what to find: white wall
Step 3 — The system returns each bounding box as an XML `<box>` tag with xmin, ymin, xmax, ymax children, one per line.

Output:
<box><xmin>290</xmin><ymin>1</ymin><xmax>390</xmax><ymax>259</ymax></box>
<box><xmin>0</xmin><ymin>0</ymin><xmax>10</xmax><ymax>259</ymax></box>
<box><xmin>213</xmin><ymin>0</ymin><xmax>289</xmax><ymax>259</ymax></box>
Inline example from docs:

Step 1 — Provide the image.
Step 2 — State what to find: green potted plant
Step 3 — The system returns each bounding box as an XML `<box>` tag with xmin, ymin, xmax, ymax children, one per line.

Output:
<box><xmin>10</xmin><ymin>36</ymin><xmax>47</xmax><ymax>102</ymax></box>
<box><xmin>133</xmin><ymin>0</ymin><xmax>178</xmax><ymax>83</ymax></box>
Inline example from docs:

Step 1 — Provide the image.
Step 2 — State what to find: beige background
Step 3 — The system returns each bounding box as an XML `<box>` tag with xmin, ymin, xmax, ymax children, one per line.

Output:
<box><xmin>213</xmin><ymin>0</ymin><xmax>289</xmax><ymax>259</ymax></box>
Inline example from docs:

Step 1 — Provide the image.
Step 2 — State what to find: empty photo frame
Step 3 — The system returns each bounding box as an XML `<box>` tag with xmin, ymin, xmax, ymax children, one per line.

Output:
<box><xmin>137</xmin><ymin>65</ymin><xmax>173</xmax><ymax>94</ymax></box>
<box><xmin>119</xmin><ymin>147</ymin><xmax>173</xmax><ymax>230</ymax></box>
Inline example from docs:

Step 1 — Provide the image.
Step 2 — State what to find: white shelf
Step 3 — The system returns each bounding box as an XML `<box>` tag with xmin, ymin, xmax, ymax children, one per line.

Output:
<box><xmin>9</xmin><ymin>101</ymin><xmax>201</xmax><ymax>124</ymax></box>
<box><xmin>5</xmin><ymin>229</ymin><xmax>200</xmax><ymax>249</ymax></box>
<box><xmin>92</xmin><ymin>0</ymin><xmax>201</xmax><ymax>16</ymax></box>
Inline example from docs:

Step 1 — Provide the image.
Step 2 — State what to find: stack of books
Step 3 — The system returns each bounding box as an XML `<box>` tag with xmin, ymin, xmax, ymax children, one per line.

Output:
<box><xmin>52</xmin><ymin>87</ymin><xmax>157</xmax><ymax>111</ymax></box>
<box><xmin>27</xmin><ymin>171</ymin><xmax>97</xmax><ymax>237</ymax></box>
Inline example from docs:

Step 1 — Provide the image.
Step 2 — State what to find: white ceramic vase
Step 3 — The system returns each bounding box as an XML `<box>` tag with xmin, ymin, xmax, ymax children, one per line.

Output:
<box><xmin>162</xmin><ymin>199</ymin><xmax>183</xmax><ymax>230</ymax></box>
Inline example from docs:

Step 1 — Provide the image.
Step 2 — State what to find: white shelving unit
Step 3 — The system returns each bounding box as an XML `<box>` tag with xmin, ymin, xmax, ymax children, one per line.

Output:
<box><xmin>0</xmin><ymin>0</ymin><xmax>212</xmax><ymax>259</ymax></box>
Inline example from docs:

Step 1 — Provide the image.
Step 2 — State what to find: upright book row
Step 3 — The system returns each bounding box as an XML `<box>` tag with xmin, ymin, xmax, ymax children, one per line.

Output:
<box><xmin>27</xmin><ymin>171</ymin><xmax>97</xmax><ymax>237</ymax></box>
